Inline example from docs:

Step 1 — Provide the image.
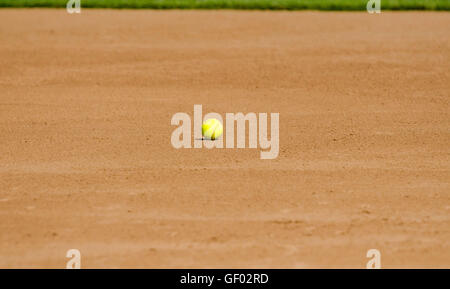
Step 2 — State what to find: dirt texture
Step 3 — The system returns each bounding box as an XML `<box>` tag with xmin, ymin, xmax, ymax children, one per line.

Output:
<box><xmin>0</xmin><ymin>9</ymin><xmax>449</xmax><ymax>268</ymax></box>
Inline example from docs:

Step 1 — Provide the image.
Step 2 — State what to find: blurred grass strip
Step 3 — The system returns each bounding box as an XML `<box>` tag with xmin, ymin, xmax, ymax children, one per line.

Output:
<box><xmin>0</xmin><ymin>0</ymin><xmax>449</xmax><ymax>10</ymax></box>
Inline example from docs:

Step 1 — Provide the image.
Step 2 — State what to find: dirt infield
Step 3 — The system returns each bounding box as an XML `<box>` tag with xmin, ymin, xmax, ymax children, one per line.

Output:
<box><xmin>0</xmin><ymin>9</ymin><xmax>449</xmax><ymax>268</ymax></box>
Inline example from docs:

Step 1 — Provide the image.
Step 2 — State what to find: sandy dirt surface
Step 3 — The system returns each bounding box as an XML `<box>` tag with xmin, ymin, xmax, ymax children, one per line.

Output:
<box><xmin>0</xmin><ymin>9</ymin><xmax>449</xmax><ymax>268</ymax></box>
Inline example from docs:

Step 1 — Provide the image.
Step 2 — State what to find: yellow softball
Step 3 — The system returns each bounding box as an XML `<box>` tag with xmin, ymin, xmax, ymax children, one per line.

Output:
<box><xmin>202</xmin><ymin>118</ymin><xmax>223</xmax><ymax>140</ymax></box>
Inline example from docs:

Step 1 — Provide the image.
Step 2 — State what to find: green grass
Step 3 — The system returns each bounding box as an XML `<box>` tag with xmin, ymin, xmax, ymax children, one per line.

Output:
<box><xmin>0</xmin><ymin>0</ymin><xmax>449</xmax><ymax>10</ymax></box>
